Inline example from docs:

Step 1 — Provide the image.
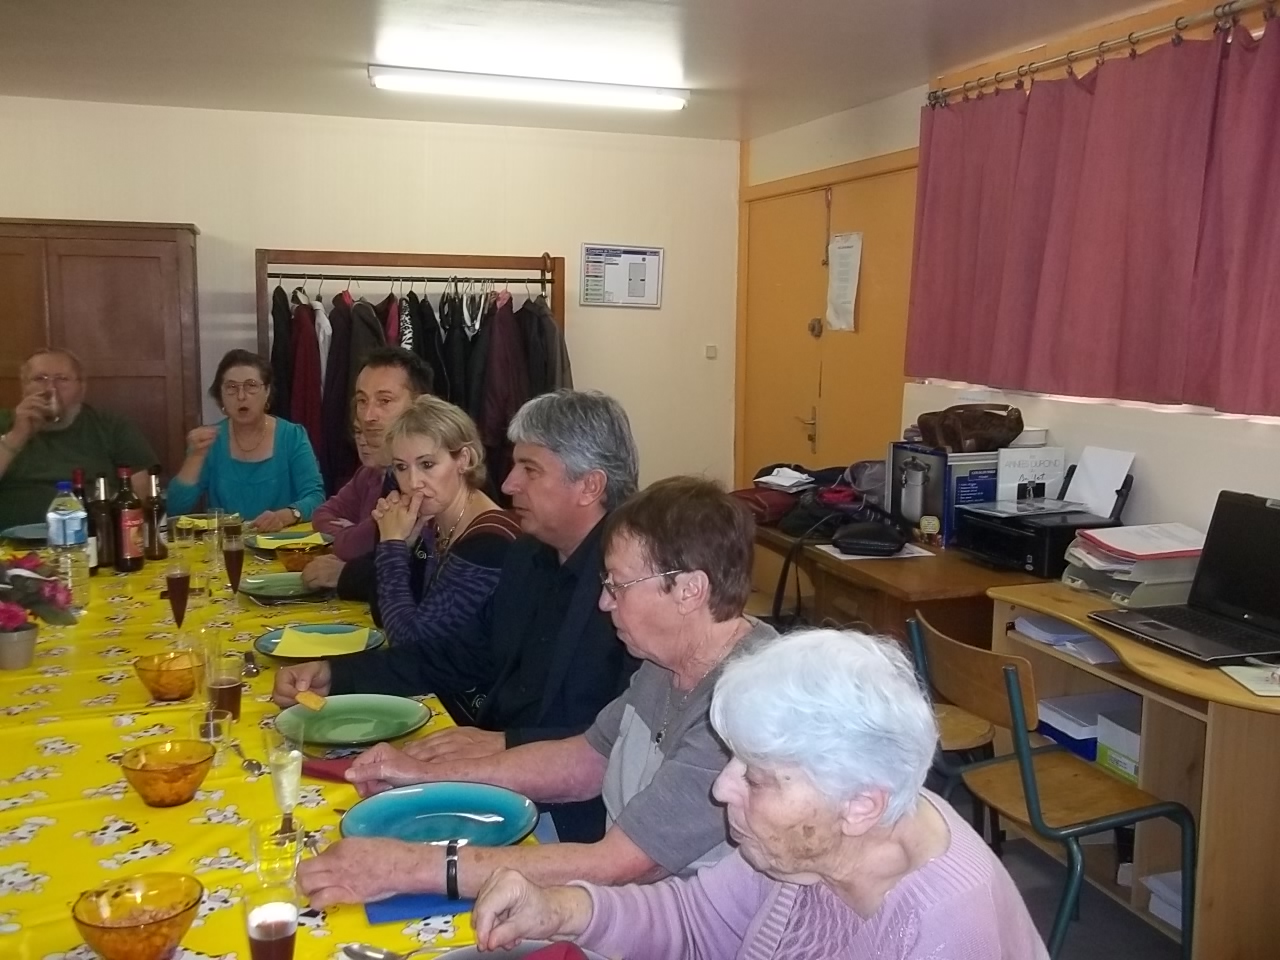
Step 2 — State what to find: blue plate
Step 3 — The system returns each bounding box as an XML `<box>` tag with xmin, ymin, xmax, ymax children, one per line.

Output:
<box><xmin>1</xmin><ymin>523</ymin><xmax>47</xmax><ymax>544</ymax></box>
<box><xmin>254</xmin><ymin>623</ymin><xmax>386</xmax><ymax>660</ymax></box>
<box><xmin>341</xmin><ymin>782</ymin><xmax>538</xmax><ymax>847</ymax></box>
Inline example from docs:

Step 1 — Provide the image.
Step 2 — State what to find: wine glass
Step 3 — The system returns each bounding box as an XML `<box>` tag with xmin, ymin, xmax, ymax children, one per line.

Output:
<box><xmin>262</xmin><ymin>725</ymin><xmax>303</xmax><ymax>830</ymax></box>
<box><xmin>221</xmin><ymin>514</ymin><xmax>245</xmax><ymax>595</ymax></box>
<box><xmin>165</xmin><ymin>559</ymin><xmax>191</xmax><ymax>629</ymax></box>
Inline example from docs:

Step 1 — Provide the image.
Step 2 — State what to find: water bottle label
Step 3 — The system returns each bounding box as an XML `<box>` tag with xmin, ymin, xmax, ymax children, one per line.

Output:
<box><xmin>87</xmin><ymin>536</ymin><xmax>98</xmax><ymax>568</ymax></box>
<box><xmin>47</xmin><ymin>514</ymin><xmax>87</xmax><ymax>547</ymax></box>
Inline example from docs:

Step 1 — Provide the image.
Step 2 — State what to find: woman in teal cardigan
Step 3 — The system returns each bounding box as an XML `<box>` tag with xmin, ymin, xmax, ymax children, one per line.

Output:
<box><xmin>168</xmin><ymin>350</ymin><xmax>325</xmax><ymax>532</ymax></box>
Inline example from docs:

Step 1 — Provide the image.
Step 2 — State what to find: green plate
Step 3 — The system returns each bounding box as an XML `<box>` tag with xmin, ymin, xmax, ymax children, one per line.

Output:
<box><xmin>238</xmin><ymin>573</ymin><xmax>327</xmax><ymax>603</ymax></box>
<box><xmin>275</xmin><ymin>693</ymin><xmax>432</xmax><ymax>745</ymax></box>
<box><xmin>246</xmin><ymin>531</ymin><xmax>334</xmax><ymax>552</ymax></box>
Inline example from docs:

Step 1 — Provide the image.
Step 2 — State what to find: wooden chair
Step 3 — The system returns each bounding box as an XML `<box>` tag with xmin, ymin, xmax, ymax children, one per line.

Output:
<box><xmin>907</xmin><ymin>612</ymin><xmax>1197</xmax><ymax>960</ymax></box>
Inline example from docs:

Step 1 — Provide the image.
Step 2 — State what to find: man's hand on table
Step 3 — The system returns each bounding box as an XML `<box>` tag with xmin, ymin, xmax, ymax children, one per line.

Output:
<box><xmin>298</xmin><ymin>837</ymin><xmax>435</xmax><ymax>908</ymax></box>
<box><xmin>345</xmin><ymin>742</ymin><xmax>438</xmax><ymax>797</ymax></box>
<box><xmin>271</xmin><ymin>661</ymin><xmax>332</xmax><ymax>707</ymax></box>
<box><xmin>301</xmin><ymin>553</ymin><xmax>345</xmax><ymax>590</ymax></box>
<box><xmin>403</xmin><ymin>727</ymin><xmax>506</xmax><ymax>763</ymax></box>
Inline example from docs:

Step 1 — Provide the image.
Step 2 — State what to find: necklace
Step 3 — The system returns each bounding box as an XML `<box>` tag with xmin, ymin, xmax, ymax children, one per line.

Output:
<box><xmin>654</xmin><ymin>618</ymin><xmax>753</xmax><ymax>746</ymax></box>
<box><xmin>231</xmin><ymin>420</ymin><xmax>267</xmax><ymax>455</ymax></box>
<box><xmin>435</xmin><ymin>490</ymin><xmax>475</xmax><ymax>553</ymax></box>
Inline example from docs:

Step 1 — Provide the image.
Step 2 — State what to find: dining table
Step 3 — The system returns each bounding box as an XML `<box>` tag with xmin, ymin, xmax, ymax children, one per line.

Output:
<box><xmin>0</xmin><ymin>535</ymin><xmax>482</xmax><ymax>960</ymax></box>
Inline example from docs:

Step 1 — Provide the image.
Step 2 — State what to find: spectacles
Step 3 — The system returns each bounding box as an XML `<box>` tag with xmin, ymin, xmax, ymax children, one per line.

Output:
<box><xmin>600</xmin><ymin>569</ymin><xmax>684</xmax><ymax>601</ymax></box>
<box><xmin>25</xmin><ymin>375</ymin><xmax>79</xmax><ymax>387</ymax></box>
<box><xmin>221</xmin><ymin>380</ymin><xmax>265</xmax><ymax>396</ymax></box>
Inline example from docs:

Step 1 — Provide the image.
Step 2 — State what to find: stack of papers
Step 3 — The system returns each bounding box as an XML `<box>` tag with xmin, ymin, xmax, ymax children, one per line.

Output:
<box><xmin>1142</xmin><ymin>871</ymin><xmax>1184</xmax><ymax>930</ymax></box>
<box><xmin>1013</xmin><ymin>614</ymin><xmax>1119</xmax><ymax>665</ymax></box>
<box><xmin>1068</xmin><ymin>524</ymin><xmax>1204</xmax><ymax>585</ymax></box>
<box><xmin>754</xmin><ymin>468</ymin><xmax>814</xmax><ymax>492</ymax></box>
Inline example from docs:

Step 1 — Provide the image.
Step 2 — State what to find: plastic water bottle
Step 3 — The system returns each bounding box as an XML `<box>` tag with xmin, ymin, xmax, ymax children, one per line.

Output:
<box><xmin>46</xmin><ymin>480</ymin><xmax>90</xmax><ymax>615</ymax></box>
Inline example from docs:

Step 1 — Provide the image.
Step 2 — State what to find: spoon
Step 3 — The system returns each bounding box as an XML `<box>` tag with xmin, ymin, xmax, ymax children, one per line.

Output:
<box><xmin>343</xmin><ymin>944</ymin><xmax>436</xmax><ymax>960</ymax></box>
<box><xmin>243</xmin><ymin>651</ymin><xmax>261</xmax><ymax>677</ymax></box>
<box><xmin>229</xmin><ymin>740</ymin><xmax>265</xmax><ymax>776</ymax></box>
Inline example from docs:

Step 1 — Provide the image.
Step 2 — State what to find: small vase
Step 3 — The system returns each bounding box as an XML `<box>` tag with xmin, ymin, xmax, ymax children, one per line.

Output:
<box><xmin>0</xmin><ymin>623</ymin><xmax>38</xmax><ymax>670</ymax></box>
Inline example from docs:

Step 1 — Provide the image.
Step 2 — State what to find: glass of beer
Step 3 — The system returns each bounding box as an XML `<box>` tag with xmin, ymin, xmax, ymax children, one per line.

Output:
<box><xmin>242</xmin><ymin>881</ymin><xmax>299</xmax><ymax>960</ymax></box>
<box><xmin>206</xmin><ymin>650</ymin><xmax>244</xmax><ymax>721</ymax></box>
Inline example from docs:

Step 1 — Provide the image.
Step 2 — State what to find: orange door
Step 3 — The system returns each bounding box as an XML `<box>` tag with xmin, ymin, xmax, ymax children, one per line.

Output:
<box><xmin>741</xmin><ymin>190</ymin><xmax>827</xmax><ymax>483</ymax></box>
<box><xmin>818</xmin><ymin>168</ymin><xmax>917</xmax><ymax>465</ymax></box>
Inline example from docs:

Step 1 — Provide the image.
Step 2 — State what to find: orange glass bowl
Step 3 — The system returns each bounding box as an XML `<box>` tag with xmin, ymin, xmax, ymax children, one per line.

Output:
<box><xmin>120</xmin><ymin>740</ymin><xmax>215</xmax><ymax>807</ymax></box>
<box><xmin>72</xmin><ymin>872</ymin><xmax>204</xmax><ymax>960</ymax></box>
<box><xmin>133</xmin><ymin>651</ymin><xmax>201</xmax><ymax>702</ymax></box>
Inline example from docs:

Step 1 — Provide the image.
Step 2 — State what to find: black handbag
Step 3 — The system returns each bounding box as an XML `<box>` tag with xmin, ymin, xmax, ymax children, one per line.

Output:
<box><xmin>832</xmin><ymin>522</ymin><xmax>907</xmax><ymax>558</ymax></box>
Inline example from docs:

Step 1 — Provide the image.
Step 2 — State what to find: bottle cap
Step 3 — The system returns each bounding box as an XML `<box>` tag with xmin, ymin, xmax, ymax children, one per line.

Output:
<box><xmin>56</xmin><ymin>481</ymin><xmax>72</xmax><ymax>492</ymax></box>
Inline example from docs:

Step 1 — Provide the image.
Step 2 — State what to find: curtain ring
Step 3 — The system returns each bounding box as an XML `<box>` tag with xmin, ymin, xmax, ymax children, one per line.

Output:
<box><xmin>1096</xmin><ymin>41</ymin><xmax>1106</xmax><ymax>66</ymax></box>
<box><xmin>1128</xmin><ymin>32</ymin><xmax>1140</xmax><ymax>58</ymax></box>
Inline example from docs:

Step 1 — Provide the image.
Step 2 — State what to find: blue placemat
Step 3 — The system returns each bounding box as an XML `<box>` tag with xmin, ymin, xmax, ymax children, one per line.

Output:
<box><xmin>365</xmin><ymin>892</ymin><xmax>474</xmax><ymax>924</ymax></box>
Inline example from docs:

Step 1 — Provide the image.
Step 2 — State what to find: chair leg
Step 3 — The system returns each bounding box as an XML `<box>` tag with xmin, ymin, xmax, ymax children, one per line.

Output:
<box><xmin>987</xmin><ymin>805</ymin><xmax>1003</xmax><ymax>858</ymax></box>
<box><xmin>1176</xmin><ymin>810</ymin><xmax>1197</xmax><ymax>960</ymax></box>
<box><xmin>1047</xmin><ymin>839</ymin><xmax>1086</xmax><ymax>959</ymax></box>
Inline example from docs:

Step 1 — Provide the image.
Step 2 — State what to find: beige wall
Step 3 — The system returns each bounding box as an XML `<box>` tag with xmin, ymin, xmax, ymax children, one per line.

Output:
<box><xmin>904</xmin><ymin>383</ymin><xmax>1280</xmax><ymax>531</ymax></box>
<box><xmin>0</xmin><ymin>95</ymin><xmax>739</xmax><ymax>486</ymax></box>
<box><xmin>747</xmin><ymin>85</ymin><xmax>925</xmax><ymax>184</ymax></box>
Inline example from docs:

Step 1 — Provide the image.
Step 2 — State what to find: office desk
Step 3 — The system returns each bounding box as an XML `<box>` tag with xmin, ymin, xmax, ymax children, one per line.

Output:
<box><xmin>755</xmin><ymin>526</ymin><xmax>1039</xmax><ymax>644</ymax></box>
<box><xmin>989</xmin><ymin>582</ymin><xmax>1280</xmax><ymax>960</ymax></box>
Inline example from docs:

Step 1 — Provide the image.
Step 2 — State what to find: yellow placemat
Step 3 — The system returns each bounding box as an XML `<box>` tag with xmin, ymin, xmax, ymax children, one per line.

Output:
<box><xmin>274</xmin><ymin>625</ymin><xmax>369</xmax><ymax>657</ymax></box>
<box><xmin>256</xmin><ymin>532</ymin><xmax>328</xmax><ymax>548</ymax></box>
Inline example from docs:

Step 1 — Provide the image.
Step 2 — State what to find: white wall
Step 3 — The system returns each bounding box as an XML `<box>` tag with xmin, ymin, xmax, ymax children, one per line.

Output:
<box><xmin>0</xmin><ymin>95</ymin><xmax>739</xmax><ymax>486</ymax></box>
<box><xmin>747</xmin><ymin>85</ymin><xmax>925</xmax><ymax>184</ymax></box>
<box><xmin>904</xmin><ymin>382</ymin><xmax>1280</xmax><ymax>531</ymax></box>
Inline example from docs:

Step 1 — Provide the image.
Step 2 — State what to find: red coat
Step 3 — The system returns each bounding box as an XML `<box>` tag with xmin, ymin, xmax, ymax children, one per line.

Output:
<box><xmin>289</xmin><ymin>302</ymin><xmax>324</xmax><ymax>464</ymax></box>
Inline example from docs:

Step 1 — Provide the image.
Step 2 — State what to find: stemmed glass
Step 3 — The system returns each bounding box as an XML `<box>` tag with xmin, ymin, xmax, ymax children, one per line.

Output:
<box><xmin>164</xmin><ymin>559</ymin><xmax>191</xmax><ymax>629</ymax></box>
<box><xmin>262</xmin><ymin>725</ymin><xmax>303</xmax><ymax>831</ymax></box>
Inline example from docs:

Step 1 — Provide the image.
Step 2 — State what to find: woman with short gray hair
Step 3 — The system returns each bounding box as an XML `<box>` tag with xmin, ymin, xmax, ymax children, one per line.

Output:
<box><xmin>472</xmin><ymin>629</ymin><xmax>1048</xmax><ymax>960</ymax></box>
<box><xmin>507</xmin><ymin>388</ymin><xmax>639</xmax><ymax>509</ymax></box>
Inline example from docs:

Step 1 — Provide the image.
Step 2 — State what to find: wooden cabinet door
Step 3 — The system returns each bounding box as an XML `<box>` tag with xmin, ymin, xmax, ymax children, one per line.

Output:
<box><xmin>818</xmin><ymin>168</ymin><xmax>916</xmax><ymax>464</ymax></box>
<box><xmin>0</xmin><ymin>237</ymin><xmax>48</xmax><ymax>408</ymax></box>
<box><xmin>45</xmin><ymin>238</ymin><xmax>185</xmax><ymax>470</ymax></box>
<box><xmin>741</xmin><ymin>190</ymin><xmax>827</xmax><ymax>483</ymax></box>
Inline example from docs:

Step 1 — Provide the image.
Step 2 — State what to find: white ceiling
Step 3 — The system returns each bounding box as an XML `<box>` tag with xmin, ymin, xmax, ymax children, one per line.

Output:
<box><xmin>0</xmin><ymin>0</ymin><xmax>1150</xmax><ymax>139</ymax></box>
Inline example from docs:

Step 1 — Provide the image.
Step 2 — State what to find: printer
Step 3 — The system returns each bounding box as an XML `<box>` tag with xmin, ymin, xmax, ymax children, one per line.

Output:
<box><xmin>953</xmin><ymin>467</ymin><xmax>1132</xmax><ymax>578</ymax></box>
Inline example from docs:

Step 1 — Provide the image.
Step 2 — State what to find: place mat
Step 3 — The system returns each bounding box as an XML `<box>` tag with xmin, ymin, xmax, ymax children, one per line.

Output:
<box><xmin>366</xmin><ymin>892</ymin><xmax>474</xmax><ymax>925</ymax></box>
<box><xmin>274</xmin><ymin>625</ymin><xmax>369</xmax><ymax>657</ymax></box>
<box><xmin>302</xmin><ymin>756</ymin><xmax>356</xmax><ymax>782</ymax></box>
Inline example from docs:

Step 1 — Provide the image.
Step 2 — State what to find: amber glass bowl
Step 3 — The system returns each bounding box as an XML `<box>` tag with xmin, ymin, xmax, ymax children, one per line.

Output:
<box><xmin>72</xmin><ymin>872</ymin><xmax>204</xmax><ymax>960</ymax></box>
<box><xmin>120</xmin><ymin>740</ymin><xmax>215</xmax><ymax>807</ymax></box>
<box><xmin>275</xmin><ymin>542</ymin><xmax>330</xmax><ymax>572</ymax></box>
<box><xmin>133</xmin><ymin>651</ymin><xmax>201</xmax><ymax>702</ymax></box>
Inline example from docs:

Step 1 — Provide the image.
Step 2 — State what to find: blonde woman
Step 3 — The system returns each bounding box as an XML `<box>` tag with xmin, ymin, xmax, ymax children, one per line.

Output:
<box><xmin>371</xmin><ymin>396</ymin><xmax>520</xmax><ymax>652</ymax></box>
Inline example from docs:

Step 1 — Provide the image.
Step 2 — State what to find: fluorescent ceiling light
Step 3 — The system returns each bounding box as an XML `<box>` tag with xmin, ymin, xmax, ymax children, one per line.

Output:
<box><xmin>368</xmin><ymin>65</ymin><xmax>688</xmax><ymax>111</ymax></box>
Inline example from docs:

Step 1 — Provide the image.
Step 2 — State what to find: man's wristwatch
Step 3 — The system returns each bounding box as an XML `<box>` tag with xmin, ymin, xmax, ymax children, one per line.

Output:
<box><xmin>287</xmin><ymin>506</ymin><xmax>302</xmax><ymax>525</ymax></box>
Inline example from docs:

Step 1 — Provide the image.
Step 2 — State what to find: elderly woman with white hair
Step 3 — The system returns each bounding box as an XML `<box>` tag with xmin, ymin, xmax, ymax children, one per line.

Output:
<box><xmin>471</xmin><ymin>629</ymin><xmax>1048</xmax><ymax>960</ymax></box>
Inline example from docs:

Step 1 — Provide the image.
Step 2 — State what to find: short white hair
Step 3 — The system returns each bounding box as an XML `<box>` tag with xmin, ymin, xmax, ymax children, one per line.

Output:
<box><xmin>710</xmin><ymin>629</ymin><xmax>939</xmax><ymax>824</ymax></box>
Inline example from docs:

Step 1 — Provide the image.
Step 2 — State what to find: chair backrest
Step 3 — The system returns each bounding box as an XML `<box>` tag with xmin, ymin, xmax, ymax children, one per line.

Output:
<box><xmin>908</xmin><ymin>611</ymin><xmax>1039</xmax><ymax>731</ymax></box>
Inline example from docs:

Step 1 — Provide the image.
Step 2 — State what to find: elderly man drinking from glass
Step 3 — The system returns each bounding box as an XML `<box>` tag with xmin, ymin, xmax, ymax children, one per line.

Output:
<box><xmin>295</xmin><ymin>476</ymin><xmax>775</xmax><ymax>908</ymax></box>
<box><xmin>471</xmin><ymin>628</ymin><xmax>1049</xmax><ymax>960</ymax></box>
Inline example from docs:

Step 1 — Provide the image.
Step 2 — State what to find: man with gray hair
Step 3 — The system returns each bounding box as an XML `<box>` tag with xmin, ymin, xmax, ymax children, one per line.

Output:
<box><xmin>273</xmin><ymin>389</ymin><xmax>640</xmax><ymax>842</ymax></box>
<box><xmin>0</xmin><ymin>347</ymin><xmax>156</xmax><ymax>528</ymax></box>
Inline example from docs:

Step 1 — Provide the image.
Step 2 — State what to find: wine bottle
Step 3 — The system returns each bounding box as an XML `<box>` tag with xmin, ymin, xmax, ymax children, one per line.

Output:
<box><xmin>89</xmin><ymin>474</ymin><xmax>116</xmax><ymax>570</ymax></box>
<box><xmin>72</xmin><ymin>467</ymin><xmax>98</xmax><ymax>575</ymax></box>
<box><xmin>144</xmin><ymin>465</ymin><xmax>168</xmax><ymax>561</ymax></box>
<box><xmin>112</xmin><ymin>466</ymin><xmax>145</xmax><ymax>573</ymax></box>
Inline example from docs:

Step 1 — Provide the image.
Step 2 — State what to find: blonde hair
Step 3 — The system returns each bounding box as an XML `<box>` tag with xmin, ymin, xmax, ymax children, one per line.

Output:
<box><xmin>385</xmin><ymin>395</ymin><xmax>487</xmax><ymax>488</ymax></box>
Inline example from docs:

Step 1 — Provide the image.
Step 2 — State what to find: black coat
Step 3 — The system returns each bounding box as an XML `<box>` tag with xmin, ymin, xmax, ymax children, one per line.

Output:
<box><xmin>270</xmin><ymin>286</ymin><xmax>294</xmax><ymax>420</ymax></box>
<box><xmin>329</xmin><ymin>524</ymin><xmax>637</xmax><ymax>843</ymax></box>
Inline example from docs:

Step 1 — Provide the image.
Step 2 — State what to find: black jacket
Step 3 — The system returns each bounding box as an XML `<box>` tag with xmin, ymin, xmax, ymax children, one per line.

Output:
<box><xmin>328</xmin><ymin>522</ymin><xmax>637</xmax><ymax>842</ymax></box>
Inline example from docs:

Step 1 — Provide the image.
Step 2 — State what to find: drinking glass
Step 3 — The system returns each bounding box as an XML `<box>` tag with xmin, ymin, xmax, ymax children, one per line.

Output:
<box><xmin>242</xmin><ymin>880</ymin><xmax>299</xmax><ymax>960</ymax></box>
<box><xmin>262</xmin><ymin>725</ymin><xmax>304</xmax><ymax>825</ymax></box>
<box><xmin>192</xmin><ymin>708</ymin><xmax>233</xmax><ymax>767</ymax></box>
<box><xmin>206</xmin><ymin>650</ymin><xmax>244</xmax><ymax>721</ymax></box>
<box><xmin>164</xmin><ymin>559</ymin><xmax>191</xmax><ymax>629</ymax></box>
<box><xmin>249</xmin><ymin>818</ymin><xmax>304</xmax><ymax>884</ymax></box>
<box><xmin>206</xmin><ymin>508</ymin><xmax>224</xmax><ymax>576</ymax></box>
<box><xmin>221</xmin><ymin>514</ymin><xmax>245</xmax><ymax>594</ymax></box>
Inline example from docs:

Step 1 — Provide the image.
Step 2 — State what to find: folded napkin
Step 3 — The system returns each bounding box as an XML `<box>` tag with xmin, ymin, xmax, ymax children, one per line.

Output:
<box><xmin>525</xmin><ymin>945</ymin><xmax>589</xmax><ymax>960</ymax></box>
<box><xmin>257</xmin><ymin>533</ymin><xmax>328</xmax><ymax>549</ymax></box>
<box><xmin>273</xmin><ymin>626</ymin><xmax>368</xmax><ymax>657</ymax></box>
<box><xmin>174</xmin><ymin>515</ymin><xmax>215</xmax><ymax>530</ymax></box>
<box><xmin>301</xmin><ymin>756</ymin><xmax>355</xmax><ymax>782</ymax></box>
<box><xmin>365</xmin><ymin>892</ymin><xmax>474</xmax><ymax>925</ymax></box>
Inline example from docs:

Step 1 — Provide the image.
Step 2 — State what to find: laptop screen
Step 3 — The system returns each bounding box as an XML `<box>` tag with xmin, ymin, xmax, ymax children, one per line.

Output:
<box><xmin>1190</xmin><ymin>491</ymin><xmax>1280</xmax><ymax>635</ymax></box>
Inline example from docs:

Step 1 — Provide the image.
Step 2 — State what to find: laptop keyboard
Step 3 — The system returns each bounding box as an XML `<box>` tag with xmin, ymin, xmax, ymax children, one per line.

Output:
<box><xmin>1143</xmin><ymin>605</ymin><xmax>1280</xmax><ymax>653</ymax></box>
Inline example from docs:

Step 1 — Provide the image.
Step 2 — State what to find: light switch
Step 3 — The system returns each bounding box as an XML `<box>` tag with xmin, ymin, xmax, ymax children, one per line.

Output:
<box><xmin>704</xmin><ymin>345</ymin><xmax>718</xmax><ymax>360</ymax></box>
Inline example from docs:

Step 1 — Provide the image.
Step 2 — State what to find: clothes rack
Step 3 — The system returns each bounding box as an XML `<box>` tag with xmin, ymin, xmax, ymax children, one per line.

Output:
<box><xmin>254</xmin><ymin>248</ymin><xmax>566</xmax><ymax>356</ymax></box>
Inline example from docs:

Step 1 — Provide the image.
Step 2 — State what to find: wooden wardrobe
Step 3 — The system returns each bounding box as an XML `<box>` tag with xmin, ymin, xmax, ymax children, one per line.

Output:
<box><xmin>0</xmin><ymin>218</ymin><xmax>201</xmax><ymax>474</ymax></box>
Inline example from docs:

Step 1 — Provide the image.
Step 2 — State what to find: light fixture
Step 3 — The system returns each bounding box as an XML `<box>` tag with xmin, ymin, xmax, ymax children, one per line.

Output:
<box><xmin>367</xmin><ymin>65</ymin><xmax>688</xmax><ymax>111</ymax></box>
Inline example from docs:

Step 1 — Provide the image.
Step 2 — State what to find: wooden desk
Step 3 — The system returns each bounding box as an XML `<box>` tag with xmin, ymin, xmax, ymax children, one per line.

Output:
<box><xmin>989</xmin><ymin>583</ymin><xmax>1280</xmax><ymax>960</ymax></box>
<box><xmin>755</xmin><ymin>526</ymin><xmax>1039</xmax><ymax>644</ymax></box>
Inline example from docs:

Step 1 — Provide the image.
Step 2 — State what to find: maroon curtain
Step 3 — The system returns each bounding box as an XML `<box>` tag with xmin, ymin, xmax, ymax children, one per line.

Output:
<box><xmin>907</xmin><ymin>29</ymin><xmax>1280</xmax><ymax>416</ymax></box>
<box><xmin>1185</xmin><ymin>25</ymin><xmax>1280</xmax><ymax>414</ymax></box>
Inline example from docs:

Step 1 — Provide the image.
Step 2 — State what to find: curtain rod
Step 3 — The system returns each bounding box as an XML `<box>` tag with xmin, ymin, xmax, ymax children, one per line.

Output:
<box><xmin>269</xmin><ymin>272</ymin><xmax>555</xmax><ymax>284</ymax></box>
<box><xmin>928</xmin><ymin>0</ymin><xmax>1270</xmax><ymax>105</ymax></box>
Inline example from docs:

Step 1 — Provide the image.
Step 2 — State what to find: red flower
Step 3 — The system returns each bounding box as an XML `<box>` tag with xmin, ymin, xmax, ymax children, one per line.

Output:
<box><xmin>0</xmin><ymin>602</ymin><xmax>30</xmax><ymax>631</ymax></box>
<box><xmin>10</xmin><ymin>553</ymin><xmax>43</xmax><ymax>572</ymax></box>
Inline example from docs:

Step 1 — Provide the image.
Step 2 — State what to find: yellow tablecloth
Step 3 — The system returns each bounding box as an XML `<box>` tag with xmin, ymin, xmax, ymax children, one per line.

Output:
<box><xmin>0</xmin><ymin>545</ymin><xmax>476</xmax><ymax>960</ymax></box>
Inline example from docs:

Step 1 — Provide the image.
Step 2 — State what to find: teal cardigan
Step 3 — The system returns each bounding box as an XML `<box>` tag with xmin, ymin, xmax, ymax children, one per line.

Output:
<box><xmin>167</xmin><ymin>418</ymin><xmax>325</xmax><ymax>520</ymax></box>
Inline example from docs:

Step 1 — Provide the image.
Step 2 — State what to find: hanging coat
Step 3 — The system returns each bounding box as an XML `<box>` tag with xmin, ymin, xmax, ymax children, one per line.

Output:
<box><xmin>320</xmin><ymin>292</ymin><xmax>357</xmax><ymax>494</ymax></box>
<box><xmin>440</xmin><ymin>290</ymin><xmax>469</xmax><ymax>408</ymax></box>
<box><xmin>414</xmin><ymin>292</ymin><xmax>449</xmax><ymax>399</ymax></box>
<box><xmin>270</xmin><ymin>285</ymin><xmax>294</xmax><ymax>420</ymax></box>
<box><xmin>288</xmin><ymin>301</ymin><xmax>324</xmax><ymax>464</ymax></box>
<box><xmin>349</xmin><ymin>300</ymin><xmax>388</xmax><ymax>402</ymax></box>
<box><xmin>465</xmin><ymin>297</ymin><xmax>494</xmax><ymax>423</ymax></box>
<box><xmin>516</xmin><ymin>298</ymin><xmax>551</xmax><ymax>398</ymax></box>
<box><xmin>481</xmin><ymin>293</ymin><xmax>531</xmax><ymax>496</ymax></box>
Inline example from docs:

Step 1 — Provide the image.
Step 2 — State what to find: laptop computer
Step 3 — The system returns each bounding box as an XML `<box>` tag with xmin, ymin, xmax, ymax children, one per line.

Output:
<box><xmin>1089</xmin><ymin>491</ymin><xmax>1280</xmax><ymax>665</ymax></box>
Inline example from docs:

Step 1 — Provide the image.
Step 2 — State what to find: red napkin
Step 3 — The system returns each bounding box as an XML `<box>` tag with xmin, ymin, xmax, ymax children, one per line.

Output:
<box><xmin>301</xmin><ymin>757</ymin><xmax>355</xmax><ymax>782</ymax></box>
<box><xmin>524</xmin><ymin>945</ymin><xmax>588</xmax><ymax>960</ymax></box>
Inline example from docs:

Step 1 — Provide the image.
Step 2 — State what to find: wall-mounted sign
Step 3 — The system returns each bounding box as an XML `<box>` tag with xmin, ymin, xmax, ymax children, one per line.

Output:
<box><xmin>581</xmin><ymin>244</ymin><xmax>664</xmax><ymax>308</ymax></box>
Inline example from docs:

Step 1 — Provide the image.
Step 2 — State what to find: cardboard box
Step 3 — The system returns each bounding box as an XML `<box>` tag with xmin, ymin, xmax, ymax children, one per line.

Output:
<box><xmin>886</xmin><ymin>443</ymin><xmax>998</xmax><ymax>547</ymax></box>
<box><xmin>1097</xmin><ymin>704</ymin><xmax>1142</xmax><ymax>784</ymax></box>
<box><xmin>1037</xmin><ymin>691</ymin><xmax>1140</xmax><ymax>762</ymax></box>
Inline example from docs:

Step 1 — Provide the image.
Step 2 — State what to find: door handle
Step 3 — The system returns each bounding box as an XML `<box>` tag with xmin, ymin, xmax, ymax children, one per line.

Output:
<box><xmin>795</xmin><ymin>407</ymin><xmax>818</xmax><ymax>453</ymax></box>
<box><xmin>794</xmin><ymin>415</ymin><xmax>816</xmax><ymax>427</ymax></box>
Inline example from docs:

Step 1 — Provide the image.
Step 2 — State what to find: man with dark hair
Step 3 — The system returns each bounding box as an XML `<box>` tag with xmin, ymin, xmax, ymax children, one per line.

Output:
<box><xmin>303</xmin><ymin>347</ymin><xmax>433</xmax><ymax>593</ymax></box>
<box><xmin>0</xmin><ymin>348</ymin><xmax>156</xmax><ymax>527</ymax></box>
